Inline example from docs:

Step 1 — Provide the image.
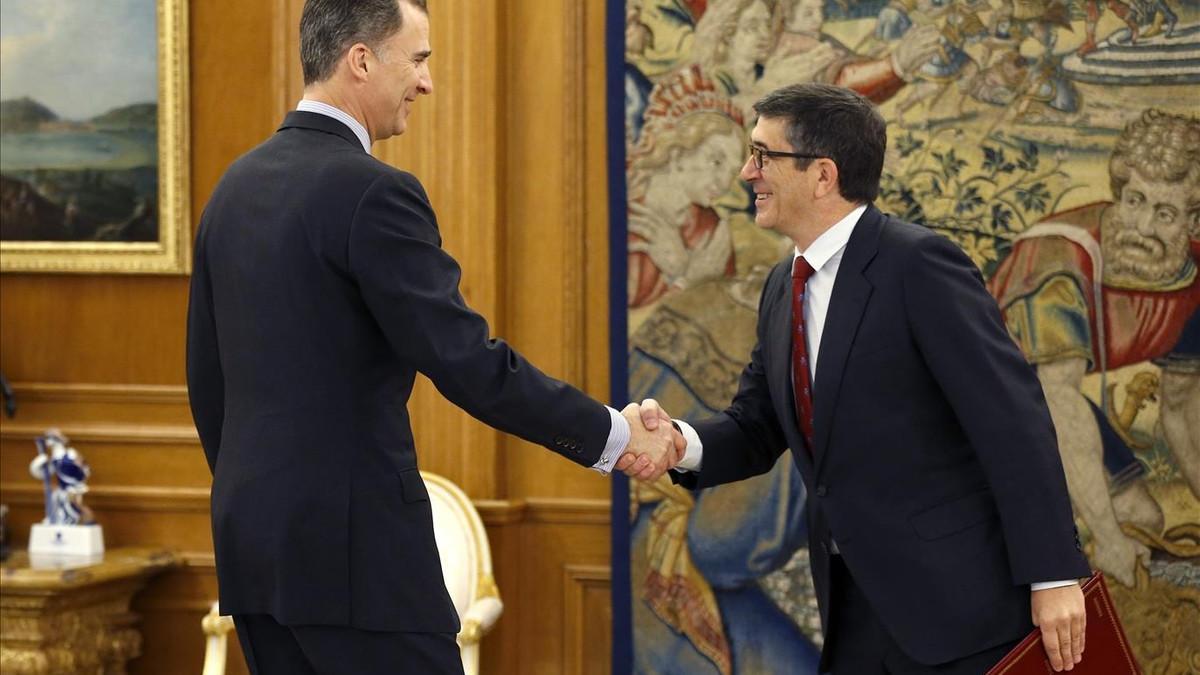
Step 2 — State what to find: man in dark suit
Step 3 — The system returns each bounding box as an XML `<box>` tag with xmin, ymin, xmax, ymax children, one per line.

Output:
<box><xmin>627</xmin><ymin>84</ymin><xmax>1092</xmax><ymax>673</ymax></box>
<box><xmin>186</xmin><ymin>1</ymin><xmax>678</xmax><ymax>673</ymax></box>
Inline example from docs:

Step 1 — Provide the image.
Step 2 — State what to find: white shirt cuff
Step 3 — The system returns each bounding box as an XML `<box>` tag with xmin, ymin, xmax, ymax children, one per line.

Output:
<box><xmin>1031</xmin><ymin>579</ymin><xmax>1079</xmax><ymax>591</ymax></box>
<box><xmin>591</xmin><ymin>406</ymin><xmax>630</xmax><ymax>475</ymax></box>
<box><xmin>672</xmin><ymin>419</ymin><xmax>703</xmax><ymax>472</ymax></box>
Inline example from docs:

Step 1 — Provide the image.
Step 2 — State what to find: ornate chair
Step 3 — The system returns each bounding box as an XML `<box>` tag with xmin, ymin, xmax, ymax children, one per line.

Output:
<box><xmin>422</xmin><ymin>471</ymin><xmax>504</xmax><ymax>675</ymax></box>
<box><xmin>199</xmin><ymin>472</ymin><xmax>501</xmax><ymax>674</ymax></box>
<box><xmin>201</xmin><ymin>601</ymin><xmax>235</xmax><ymax>675</ymax></box>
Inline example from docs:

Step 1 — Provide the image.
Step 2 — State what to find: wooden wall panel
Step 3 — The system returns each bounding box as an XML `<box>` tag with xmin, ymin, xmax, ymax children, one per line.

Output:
<box><xmin>512</xmin><ymin>509</ymin><xmax>612</xmax><ymax>674</ymax></box>
<box><xmin>0</xmin><ymin>1</ymin><xmax>616</xmax><ymax>673</ymax></box>
<box><xmin>563</xmin><ymin>564</ymin><xmax>614</xmax><ymax>675</ymax></box>
<box><xmin>374</xmin><ymin>0</ymin><xmax>506</xmax><ymax>498</ymax></box>
<box><xmin>503</xmin><ymin>0</ymin><xmax>614</xmax><ymax>502</ymax></box>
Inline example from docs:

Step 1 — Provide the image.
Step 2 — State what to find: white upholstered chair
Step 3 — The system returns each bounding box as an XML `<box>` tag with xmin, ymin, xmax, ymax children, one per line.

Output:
<box><xmin>423</xmin><ymin>470</ymin><xmax>504</xmax><ymax>675</ymax></box>
<box><xmin>200</xmin><ymin>472</ymin><xmax>501</xmax><ymax>675</ymax></box>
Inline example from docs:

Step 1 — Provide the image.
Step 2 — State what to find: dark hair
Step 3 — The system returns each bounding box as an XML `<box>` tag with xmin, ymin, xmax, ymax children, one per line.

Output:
<box><xmin>299</xmin><ymin>0</ymin><xmax>428</xmax><ymax>85</ymax></box>
<box><xmin>752</xmin><ymin>83</ymin><xmax>887</xmax><ymax>203</ymax></box>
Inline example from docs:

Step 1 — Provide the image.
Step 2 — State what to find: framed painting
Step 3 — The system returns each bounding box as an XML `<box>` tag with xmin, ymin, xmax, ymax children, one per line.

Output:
<box><xmin>0</xmin><ymin>0</ymin><xmax>190</xmax><ymax>274</ymax></box>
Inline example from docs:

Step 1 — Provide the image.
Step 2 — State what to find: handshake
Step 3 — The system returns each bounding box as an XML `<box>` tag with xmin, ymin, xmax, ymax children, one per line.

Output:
<box><xmin>613</xmin><ymin>399</ymin><xmax>687</xmax><ymax>481</ymax></box>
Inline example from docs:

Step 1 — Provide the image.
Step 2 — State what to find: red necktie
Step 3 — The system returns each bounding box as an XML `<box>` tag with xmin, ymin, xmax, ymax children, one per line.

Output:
<box><xmin>792</xmin><ymin>257</ymin><xmax>816</xmax><ymax>453</ymax></box>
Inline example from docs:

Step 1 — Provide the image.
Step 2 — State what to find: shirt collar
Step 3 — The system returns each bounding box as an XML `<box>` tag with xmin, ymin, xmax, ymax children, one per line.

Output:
<box><xmin>296</xmin><ymin>99</ymin><xmax>372</xmax><ymax>154</ymax></box>
<box><xmin>793</xmin><ymin>204</ymin><xmax>868</xmax><ymax>271</ymax></box>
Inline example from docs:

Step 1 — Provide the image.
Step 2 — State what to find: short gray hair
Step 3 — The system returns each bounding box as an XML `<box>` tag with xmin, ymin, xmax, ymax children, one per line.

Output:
<box><xmin>299</xmin><ymin>0</ymin><xmax>428</xmax><ymax>85</ymax></box>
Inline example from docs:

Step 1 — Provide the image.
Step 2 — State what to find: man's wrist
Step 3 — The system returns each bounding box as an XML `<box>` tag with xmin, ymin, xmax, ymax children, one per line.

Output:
<box><xmin>673</xmin><ymin>419</ymin><xmax>703</xmax><ymax>472</ymax></box>
<box><xmin>591</xmin><ymin>406</ymin><xmax>631</xmax><ymax>475</ymax></box>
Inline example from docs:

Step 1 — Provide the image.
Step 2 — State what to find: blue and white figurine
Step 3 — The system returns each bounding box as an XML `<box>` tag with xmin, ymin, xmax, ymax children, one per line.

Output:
<box><xmin>28</xmin><ymin>429</ymin><xmax>104</xmax><ymax>559</ymax></box>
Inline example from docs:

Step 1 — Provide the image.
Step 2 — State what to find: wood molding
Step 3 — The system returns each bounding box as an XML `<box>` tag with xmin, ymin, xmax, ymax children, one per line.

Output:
<box><xmin>560</xmin><ymin>0</ymin><xmax>588</xmax><ymax>387</ymax></box>
<box><xmin>581</xmin><ymin>0</ymin><xmax>612</xmax><ymax>403</ymax></box>
<box><xmin>477</xmin><ymin>498</ymin><xmax>612</xmax><ymax>526</ymax></box>
<box><xmin>0</xmin><ymin>486</ymin><xmax>610</xmax><ymax>525</ymax></box>
<box><xmin>525</xmin><ymin>498</ymin><xmax>611</xmax><ymax>525</ymax></box>
<box><xmin>0</xmin><ymin>422</ymin><xmax>198</xmax><ymax>444</ymax></box>
<box><xmin>474</xmin><ymin>498</ymin><xmax>527</xmax><ymax>525</ymax></box>
<box><xmin>561</xmin><ymin>564</ymin><xmax>612</xmax><ymax>675</ymax></box>
<box><xmin>9</xmin><ymin>382</ymin><xmax>189</xmax><ymax>404</ymax></box>
<box><xmin>1</xmin><ymin>484</ymin><xmax>210</xmax><ymax>512</ymax></box>
<box><xmin>270</xmin><ymin>0</ymin><xmax>302</xmax><ymax>121</ymax></box>
<box><xmin>1</xmin><ymin>382</ymin><xmax>196</xmax><ymax>430</ymax></box>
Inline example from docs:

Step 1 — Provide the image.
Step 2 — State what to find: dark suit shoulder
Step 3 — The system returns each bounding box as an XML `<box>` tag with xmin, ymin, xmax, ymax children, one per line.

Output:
<box><xmin>875</xmin><ymin>213</ymin><xmax>942</xmax><ymax>252</ymax></box>
<box><xmin>873</xmin><ymin>213</ymin><xmax>975</xmax><ymax>274</ymax></box>
<box><xmin>232</xmin><ymin>126</ymin><xmax>420</xmax><ymax>194</ymax></box>
<box><xmin>371</xmin><ymin>167</ymin><xmax>433</xmax><ymax>207</ymax></box>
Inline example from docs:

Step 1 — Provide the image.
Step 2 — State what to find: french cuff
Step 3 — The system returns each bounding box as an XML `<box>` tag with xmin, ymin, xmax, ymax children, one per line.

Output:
<box><xmin>1031</xmin><ymin>579</ymin><xmax>1079</xmax><ymax>591</ymax></box>
<box><xmin>673</xmin><ymin>419</ymin><xmax>704</xmax><ymax>472</ymax></box>
<box><xmin>591</xmin><ymin>406</ymin><xmax>631</xmax><ymax>475</ymax></box>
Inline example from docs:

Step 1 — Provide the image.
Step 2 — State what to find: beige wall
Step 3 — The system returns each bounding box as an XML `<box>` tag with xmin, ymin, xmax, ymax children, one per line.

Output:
<box><xmin>0</xmin><ymin>1</ymin><xmax>615</xmax><ymax>673</ymax></box>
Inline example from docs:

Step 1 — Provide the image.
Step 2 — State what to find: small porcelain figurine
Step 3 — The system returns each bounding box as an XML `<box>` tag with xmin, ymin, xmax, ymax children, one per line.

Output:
<box><xmin>28</xmin><ymin>429</ymin><xmax>95</xmax><ymax>526</ymax></box>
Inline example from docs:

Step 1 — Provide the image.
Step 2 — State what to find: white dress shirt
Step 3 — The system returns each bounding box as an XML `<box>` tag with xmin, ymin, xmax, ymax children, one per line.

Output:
<box><xmin>297</xmin><ymin>99</ymin><xmax>373</xmax><ymax>154</ymax></box>
<box><xmin>671</xmin><ymin>205</ymin><xmax>1073</xmax><ymax>590</ymax></box>
<box><xmin>297</xmin><ymin>100</ymin><xmax>630</xmax><ymax>475</ymax></box>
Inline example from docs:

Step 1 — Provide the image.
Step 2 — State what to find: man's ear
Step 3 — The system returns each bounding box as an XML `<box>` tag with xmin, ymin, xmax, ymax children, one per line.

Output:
<box><xmin>814</xmin><ymin>158</ymin><xmax>841</xmax><ymax>200</ymax></box>
<box><xmin>345</xmin><ymin>43</ymin><xmax>372</xmax><ymax>82</ymax></box>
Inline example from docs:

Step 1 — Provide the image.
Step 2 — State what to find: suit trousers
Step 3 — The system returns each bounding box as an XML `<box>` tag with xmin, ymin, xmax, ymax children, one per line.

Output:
<box><xmin>820</xmin><ymin>556</ymin><xmax>1019</xmax><ymax>674</ymax></box>
<box><xmin>233</xmin><ymin>614</ymin><xmax>464</xmax><ymax>675</ymax></box>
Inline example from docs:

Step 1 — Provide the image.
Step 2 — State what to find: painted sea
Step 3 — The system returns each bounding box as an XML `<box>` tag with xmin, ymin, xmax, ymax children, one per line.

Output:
<box><xmin>0</xmin><ymin>98</ymin><xmax>158</xmax><ymax>242</ymax></box>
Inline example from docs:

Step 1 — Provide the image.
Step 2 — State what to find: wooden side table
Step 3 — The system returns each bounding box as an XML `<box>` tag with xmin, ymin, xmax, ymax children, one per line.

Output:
<box><xmin>0</xmin><ymin>547</ymin><xmax>177</xmax><ymax>675</ymax></box>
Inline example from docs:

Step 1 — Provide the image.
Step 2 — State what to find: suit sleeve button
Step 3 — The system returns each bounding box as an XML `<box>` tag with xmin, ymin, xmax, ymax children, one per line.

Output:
<box><xmin>815</xmin><ymin>485</ymin><xmax>828</xmax><ymax>497</ymax></box>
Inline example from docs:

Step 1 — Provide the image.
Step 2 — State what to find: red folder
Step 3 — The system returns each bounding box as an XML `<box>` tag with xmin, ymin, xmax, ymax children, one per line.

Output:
<box><xmin>987</xmin><ymin>572</ymin><xmax>1141</xmax><ymax>674</ymax></box>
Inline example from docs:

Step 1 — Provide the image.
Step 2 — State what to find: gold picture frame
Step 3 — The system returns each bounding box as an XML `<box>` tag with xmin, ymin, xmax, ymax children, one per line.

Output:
<box><xmin>0</xmin><ymin>0</ymin><xmax>190</xmax><ymax>274</ymax></box>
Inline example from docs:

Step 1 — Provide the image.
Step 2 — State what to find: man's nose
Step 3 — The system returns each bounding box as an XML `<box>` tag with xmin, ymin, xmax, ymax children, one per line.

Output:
<box><xmin>1133</xmin><ymin>208</ymin><xmax>1156</xmax><ymax>236</ymax></box>
<box><xmin>739</xmin><ymin>156</ymin><xmax>759</xmax><ymax>182</ymax></box>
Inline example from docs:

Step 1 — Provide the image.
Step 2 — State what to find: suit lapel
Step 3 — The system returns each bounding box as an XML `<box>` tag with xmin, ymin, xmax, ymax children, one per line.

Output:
<box><xmin>812</xmin><ymin>206</ymin><xmax>883</xmax><ymax>475</ymax></box>
<box><xmin>765</xmin><ymin>258</ymin><xmax>816</xmax><ymax>479</ymax></box>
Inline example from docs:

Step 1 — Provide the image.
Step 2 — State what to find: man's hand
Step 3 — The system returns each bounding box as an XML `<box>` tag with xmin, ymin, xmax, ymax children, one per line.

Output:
<box><xmin>1032</xmin><ymin>583</ymin><xmax>1086</xmax><ymax>672</ymax></box>
<box><xmin>614</xmin><ymin>398</ymin><xmax>686</xmax><ymax>480</ymax></box>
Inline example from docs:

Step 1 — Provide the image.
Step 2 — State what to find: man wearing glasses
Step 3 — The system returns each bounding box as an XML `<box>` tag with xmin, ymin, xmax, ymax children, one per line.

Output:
<box><xmin>627</xmin><ymin>83</ymin><xmax>1091</xmax><ymax>673</ymax></box>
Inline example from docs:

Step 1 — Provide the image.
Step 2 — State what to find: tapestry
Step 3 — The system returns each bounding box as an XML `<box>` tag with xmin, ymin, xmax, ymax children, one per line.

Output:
<box><xmin>614</xmin><ymin>0</ymin><xmax>1200</xmax><ymax>672</ymax></box>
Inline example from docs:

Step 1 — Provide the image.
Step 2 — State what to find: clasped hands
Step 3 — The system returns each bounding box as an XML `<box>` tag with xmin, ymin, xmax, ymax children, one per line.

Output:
<box><xmin>613</xmin><ymin>399</ymin><xmax>685</xmax><ymax>481</ymax></box>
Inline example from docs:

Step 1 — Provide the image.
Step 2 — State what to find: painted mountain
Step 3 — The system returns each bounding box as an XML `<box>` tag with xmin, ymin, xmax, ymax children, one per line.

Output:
<box><xmin>0</xmin><ymin>97</ymin><xmax>157</xmax><ymax>242</ymax></box>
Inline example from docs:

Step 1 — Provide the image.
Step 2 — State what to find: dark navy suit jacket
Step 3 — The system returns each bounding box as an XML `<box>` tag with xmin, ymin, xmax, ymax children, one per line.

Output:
<box><xmin>187</xmin><ymin>112</ymin><xmax>611</xmax><ymax>630</ymax></box>
<box><xmin>674</xmin><ymin>205</ymin><xmax>1089</xmax><ymax>664</ymax></box>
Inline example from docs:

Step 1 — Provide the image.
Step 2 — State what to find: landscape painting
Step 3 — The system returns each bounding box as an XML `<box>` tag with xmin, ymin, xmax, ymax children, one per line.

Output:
<box><xmin>0</xmin><ymin>0</ymin><xmax>189</xmax><ymax>274</ymax></box>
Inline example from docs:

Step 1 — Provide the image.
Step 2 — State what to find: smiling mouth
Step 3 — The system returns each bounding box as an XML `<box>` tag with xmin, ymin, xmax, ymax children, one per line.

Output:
<box><xmin>755</xmin><ymin>192</ymin><xmax>772</xmax><ymax>203</ymax></box>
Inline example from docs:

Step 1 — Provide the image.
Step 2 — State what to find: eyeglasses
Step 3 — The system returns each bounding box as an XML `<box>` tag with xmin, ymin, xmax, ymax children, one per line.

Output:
<box><xmin>748</xmin><ymin>144</ymin><xmax>827</xmax><ymax>170</ymax></box>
